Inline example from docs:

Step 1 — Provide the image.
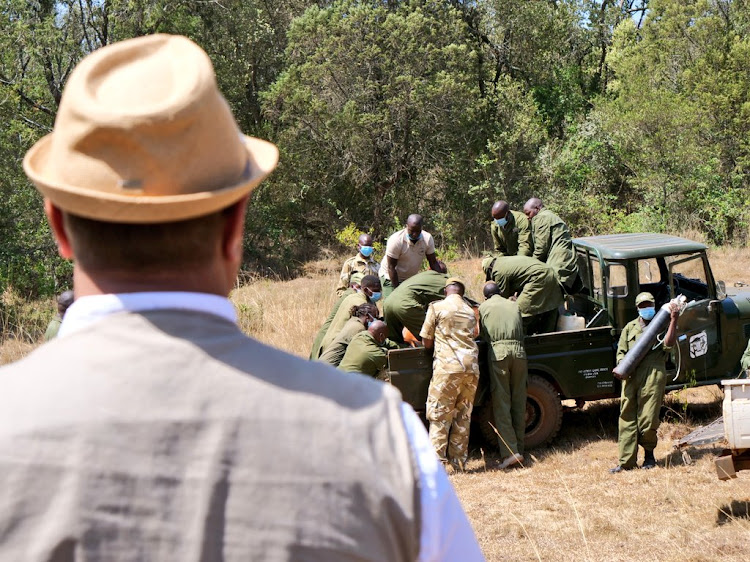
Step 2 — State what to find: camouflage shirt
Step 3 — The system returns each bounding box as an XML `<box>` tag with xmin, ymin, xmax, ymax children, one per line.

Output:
<box><xmin>335</xmin><ymin>254</ymin><xmax>380</xmax><ymax>297</ymax></box>
<box><xmin>420</xmin><ymin>294</ymin><xmax>479</xmax><ymax>376</ymax></box>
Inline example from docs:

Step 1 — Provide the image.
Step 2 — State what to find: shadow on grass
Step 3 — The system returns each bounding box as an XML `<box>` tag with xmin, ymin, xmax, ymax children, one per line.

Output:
<box><xmin>716</xmin><ymin>500</ymin><xmax>750</xmax><ymax>525</ymax></box>
<box><xmin>470</xmin><ymin>387</ymin><xmax>723</xmax><ymax>464</ymax></box>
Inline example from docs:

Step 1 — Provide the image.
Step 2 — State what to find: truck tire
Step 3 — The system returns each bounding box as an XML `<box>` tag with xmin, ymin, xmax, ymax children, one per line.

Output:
<box><xmin>476</xmin><ymin>374</ymin><xmax>563</xmax><ymax>450</ymax></box>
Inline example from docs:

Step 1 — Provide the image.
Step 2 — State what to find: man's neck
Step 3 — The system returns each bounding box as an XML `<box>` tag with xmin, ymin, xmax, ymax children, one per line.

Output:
<box><xmin>72</xmin><ymin>262</ymin><xmax>231</xmax><ymax>298</ymax></box>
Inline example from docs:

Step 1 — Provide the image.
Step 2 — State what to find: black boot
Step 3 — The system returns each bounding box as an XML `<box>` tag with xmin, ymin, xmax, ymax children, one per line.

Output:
<box><xmin>641</xmin><ymin>450</ymin><xmax>657</xmax><ymax>469</ymax></box>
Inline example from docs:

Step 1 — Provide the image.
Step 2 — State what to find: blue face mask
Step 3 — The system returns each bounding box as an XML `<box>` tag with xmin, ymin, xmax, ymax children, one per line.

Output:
<box><xmin>638</xmin><ymin>307</ymin><xmax>656</xmax><ymax>321</ymax></box>
<box><xmin>359</xmin><ymin>245</ymin><xmax>374</xmax><ymax>257</ymax></box>
<box><xmin>408</xmin><ymin>232</ymin><xmax>422</xmax><ymax>243</ymax></box>
<box><xmin>494</xmin><ymin>217</ymin><xmax>508</xmax><ymax>227</ymax></box>
<box><xmin>369</xmin><ymin>291</ymin><xmax>382</xmax><ymax>303</ymax></box>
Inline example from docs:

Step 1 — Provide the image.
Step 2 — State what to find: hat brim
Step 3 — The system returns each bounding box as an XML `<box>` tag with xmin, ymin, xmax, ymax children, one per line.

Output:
<box><xmin>23</xmin><ymin>135</ymin><xmax>279</xmax><ymax>223</ymax></box>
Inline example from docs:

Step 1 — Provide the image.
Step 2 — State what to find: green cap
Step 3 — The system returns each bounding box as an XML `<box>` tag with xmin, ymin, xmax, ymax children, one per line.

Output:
<box><xmin>635</xmin><ymin>292</ymin><xmax>655</xmax><ymax>306</ymax></box>
<box><xmin>350</xmin><ymin>272</ymin><xmax>364</xmax><ymax>286</ymax></box>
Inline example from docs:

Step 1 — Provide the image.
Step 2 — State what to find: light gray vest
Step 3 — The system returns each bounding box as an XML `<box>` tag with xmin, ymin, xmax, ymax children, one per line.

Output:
<box><xmin>0</xmin><ymin>310</ymin><xmax>421</xmax><ymax>561</ymax></box>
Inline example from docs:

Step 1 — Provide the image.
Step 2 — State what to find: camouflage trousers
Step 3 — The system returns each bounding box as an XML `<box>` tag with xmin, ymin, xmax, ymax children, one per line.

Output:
<box><xmin>426</xmin><ymin>370</ymin><xmax>479</xmax><ymax>468</ymax></box>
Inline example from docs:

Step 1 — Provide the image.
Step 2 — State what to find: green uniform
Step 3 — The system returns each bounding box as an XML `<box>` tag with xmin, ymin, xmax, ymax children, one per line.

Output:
<box><xmin>338</xmin><ymin>331</ymin><xmax>388</xmax><ymax>377</ymax></box>
<box><xmin>530</xmin><ymin>209</ymin><xmax>579</xmax><ymax>291</ymax></box>
<box><xmin>741</xmin><ymin>339</ymin><xmax>750</xmax><ymax>372</ymax></box>
<box><xmin>486</xmin><ymin>256</ymin><xmax>563</xmax><ymax>334</ymax></box>
<box><xmin>318</xmin><ymin>317</ymin><xmax>366</xmax><ymax>367</ymax></box>
<box><xmin>309</xmin><ymin>288</ymin><xmax>354</xmax><ymax>359</ymax></box>
<box><xmin>615</xmin><ymin>317</ymin><xmax>672</xmax><ymax>469</ymax></box>
<box><xmin>490</xmin><ymin>210</ymin><xmax>532</xmax><ymax>257</ymax></box>
<box><xmin>383</xmin><ymin>271</ymin><xmax>448</xmax><ymax>342</ymax></box>
<box><xmin>479</xmin><ymin>295</ymin><xmax>528</xmax><ymax>457</ymax></box>
<box><xmin>320</xmin><ymin>292</ymin><xmax>367</xmax><ymax>352</ymax></box>
<box><xmin>420</xmin><ymin>294</ymin><xmax>479</xmax><ymax>468</ymax></box>
<box><xmin>44</xmin><ymin>315</ymin><xmax>63</xmax><ymax>341</ymax></box>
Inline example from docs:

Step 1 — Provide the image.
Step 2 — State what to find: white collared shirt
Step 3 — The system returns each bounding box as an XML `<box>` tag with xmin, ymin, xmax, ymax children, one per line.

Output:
<box><xmin>59</xmin><ymin>292</ymin><xmax>484</xmax><ymax>561</ymax></box>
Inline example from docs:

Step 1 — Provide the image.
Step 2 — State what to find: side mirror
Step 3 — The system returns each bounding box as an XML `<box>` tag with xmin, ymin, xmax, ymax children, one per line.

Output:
<box><xmin>716</xmin><ymin>280</ymin><xmax>726</xmax><ymax>300</ymax></box>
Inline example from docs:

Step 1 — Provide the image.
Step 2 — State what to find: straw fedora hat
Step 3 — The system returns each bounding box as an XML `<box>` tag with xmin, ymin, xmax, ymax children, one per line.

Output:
<box><xmin>23</xmin><ymin>34</ymin><xmax>279</xmax><ymax>223</ymax></box>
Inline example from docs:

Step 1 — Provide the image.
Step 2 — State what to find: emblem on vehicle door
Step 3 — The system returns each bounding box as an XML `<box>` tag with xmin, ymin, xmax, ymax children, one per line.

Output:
<box><xmin>689</xmin><ymin>331</ymin><xmax>708</xmax><ymax>358</ymax></box>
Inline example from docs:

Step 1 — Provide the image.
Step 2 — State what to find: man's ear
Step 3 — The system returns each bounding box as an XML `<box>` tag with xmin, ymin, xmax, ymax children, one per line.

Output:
<box><xmin>44</xmin><ymin>200</ymin><xmax>74</xmax><ymax>259</ymax></box>
<box><xmin>222</xmin><ymin>195</ymin><xmax>249</xmax><ymax>264</ymax></box>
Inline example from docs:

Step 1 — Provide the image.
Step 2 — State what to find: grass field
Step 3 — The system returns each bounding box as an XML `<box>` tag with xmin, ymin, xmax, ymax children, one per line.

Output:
<box><xmin>2</xmin><ymin>248</ymin><xmax>750</xmax><ymax>560</ymax></box>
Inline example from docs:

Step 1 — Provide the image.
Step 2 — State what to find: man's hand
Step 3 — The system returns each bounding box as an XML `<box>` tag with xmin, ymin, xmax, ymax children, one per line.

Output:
<box><xmin>669</xmin><ymin>302</ymin><xmax>680</xmax><ymax>321</ymax></box>
<box><xmin>612</xmin><ymin>368</ymin><xmax>628</xmax><ymax>381</ymax></box>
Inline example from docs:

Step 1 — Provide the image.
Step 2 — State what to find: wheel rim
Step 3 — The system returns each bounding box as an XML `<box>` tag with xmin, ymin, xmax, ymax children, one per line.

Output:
<box><xmin>526</xmin><ymin>397</ymin><xmax>542</xmax><ymax>434</ymax></box>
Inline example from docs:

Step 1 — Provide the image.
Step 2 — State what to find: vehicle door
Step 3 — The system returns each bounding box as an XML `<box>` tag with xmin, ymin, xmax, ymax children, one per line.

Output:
<box><xmin>667</xmin><ymin>253</ymin><xmax>719</xmax><ymax>384</ymax></box>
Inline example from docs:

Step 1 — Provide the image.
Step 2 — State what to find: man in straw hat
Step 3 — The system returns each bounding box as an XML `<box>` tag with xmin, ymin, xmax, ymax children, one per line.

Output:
<box><xmin>420</xmin><ymin>278</ymin><xmax>479</xmax><ymax>474</ymax></box>
<box><xmin>0</xmin><ymin>35</ymin><xmax>482</xmax><ymax>560</ymax></box>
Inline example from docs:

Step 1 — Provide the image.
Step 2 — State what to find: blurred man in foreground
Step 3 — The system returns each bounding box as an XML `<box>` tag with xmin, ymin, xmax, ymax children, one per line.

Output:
<box><xmin>0</xmin><ymin>34</ymin><xmax>483</xmax><ymax>561</ymax></box>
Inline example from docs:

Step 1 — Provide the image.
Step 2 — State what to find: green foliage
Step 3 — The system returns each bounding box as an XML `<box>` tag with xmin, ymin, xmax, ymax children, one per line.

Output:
<box><xmin>596</xmin><ymin>0</ymin><xmax>750</xmax><ymax>244</ymax></box>
<box><xmin>264</xmin><ymin>0</ymin><xmax>489</xmax><ymax>243</ymax></box>
<box><xmin>0</xmin><ymin>0</ymin><xmax>749</xmax><ymax>298</ymax></box>
<box><xmin>334</xmin><ymin>223</ymin><xmax>384</xmax><ymax>255</ymax></box>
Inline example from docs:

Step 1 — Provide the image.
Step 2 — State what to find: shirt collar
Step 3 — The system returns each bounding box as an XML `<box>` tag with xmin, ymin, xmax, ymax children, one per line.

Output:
<box><xmin>58</xmin><ymin>292</ymin><xmax>237</xmax><ymax>338</ymax></box>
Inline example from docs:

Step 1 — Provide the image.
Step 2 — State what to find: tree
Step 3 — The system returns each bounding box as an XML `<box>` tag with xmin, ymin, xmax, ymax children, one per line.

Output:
<box><xmin>263</xmin><ymin>0</ymin><xmax>491</xmax><ymax>249</ymax></box>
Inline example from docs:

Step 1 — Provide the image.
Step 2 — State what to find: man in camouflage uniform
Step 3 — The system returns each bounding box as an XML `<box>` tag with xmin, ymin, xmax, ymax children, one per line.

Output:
<box><xmin>482</xmin><ymin>255</ymin><xmax>563</xmax><ymax>335</ymax></box>
<box><xmin>610</xmin><ymin>292</ymin><xmax>679</xmax><ymax>473</ymax></box>
<box><xmin>335</xmin><ymin>233</ymin><xmax>380</xmax><ymax>297</ymax></box>
<box><xmin>338</xmin><ymin>320</ymin><xmax>390</xmax><ymax>377</ymax></box>
<box><xmin>478</xmin><ymin>282</ymin><xmax>527</xmax><ymax>469</ymax></box>
<box><xmin>741</xmin><ymin>338</ymin><xmax>750</xmax><ymax>375</ymax></box>
<box><xmin>490</xmin><ymin>200</ymin><xmax>532</xmax><ymax>257</ymax></box>
<box><xmin>523</xmin><ymin>197</ymin><xmax>581</xmax><ymax>294</ymax></box>
<box><xmin>420</xmin><ymin>278</ymin><xmax>479</xmax><ymax>473</ymax></box>
<box><xmin>383</xmin><ymin>264</ymin><xmax>448</xmax><ymax>343</ymax></box>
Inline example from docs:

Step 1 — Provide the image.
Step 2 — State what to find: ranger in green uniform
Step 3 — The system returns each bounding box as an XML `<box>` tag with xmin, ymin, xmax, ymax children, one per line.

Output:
<box><xmin>490</xmin><ymin>200</ymin><xmax>532</xmax><ymax>257</ymax></box>
<box><xmin>383</xmin><ymin>266</ymin><xmax>448</xmax><ymax>343</ymax></box>
<box><xmin>610</xmin><ymin>292</ymin><xmax>679</xmax><ymax>473</ymax></box>
<box><xmin>482</xmin><ymin>255</ymin><xmax>563</xmax><ymax>335</ymax></box>
<box><xmin>318</xmin><ymin>302</ymin><xmax>379</xmax><ymax>367</ymax></box>
<box><xmin>523</xmin><ymin>198</ymin><xmax>581</xmax><ymax>294</ymax></box>
<box><xmin>741</xmin><ymin>339</ymin><xmax>750</xmax><ymax>374</ymax></box>
<box><xmin>317</xmin><ymin>275</ymin><xmax>382</xmax><ymax>356</ymax></box>
<box><xmin>478</xmin><ymin>281</ymin><xmax>527</xmax><ymax>469</ymax></box>
<box><xmin>338</xmin><ymin>320</ymin><xmax>390</xmax><ymax>377</ymax></box>
<box><xmin>309</xmin><ymin>273</ymin><xmax>361</xmax><ymax>359</ymax></box>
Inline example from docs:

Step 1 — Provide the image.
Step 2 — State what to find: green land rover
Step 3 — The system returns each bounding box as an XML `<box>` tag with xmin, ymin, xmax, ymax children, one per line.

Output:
<box><xmin>387</xmin><ymin>233</ymin><xmax>750</xmax><ymax>448</ymax></box>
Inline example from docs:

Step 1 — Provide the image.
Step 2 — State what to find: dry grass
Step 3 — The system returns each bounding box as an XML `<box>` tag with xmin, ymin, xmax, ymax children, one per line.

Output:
<box><xmin>3</xmin><ymin>248</ymin><xmax>750</xmax><ymax>561</ymax></box>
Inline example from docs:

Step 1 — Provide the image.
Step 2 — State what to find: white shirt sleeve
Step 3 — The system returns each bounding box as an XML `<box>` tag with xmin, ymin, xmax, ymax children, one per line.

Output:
<box><xmin>400</xmin><ymin>403</ymin><xmax>485</xmax><ymax>562</ymax></box>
